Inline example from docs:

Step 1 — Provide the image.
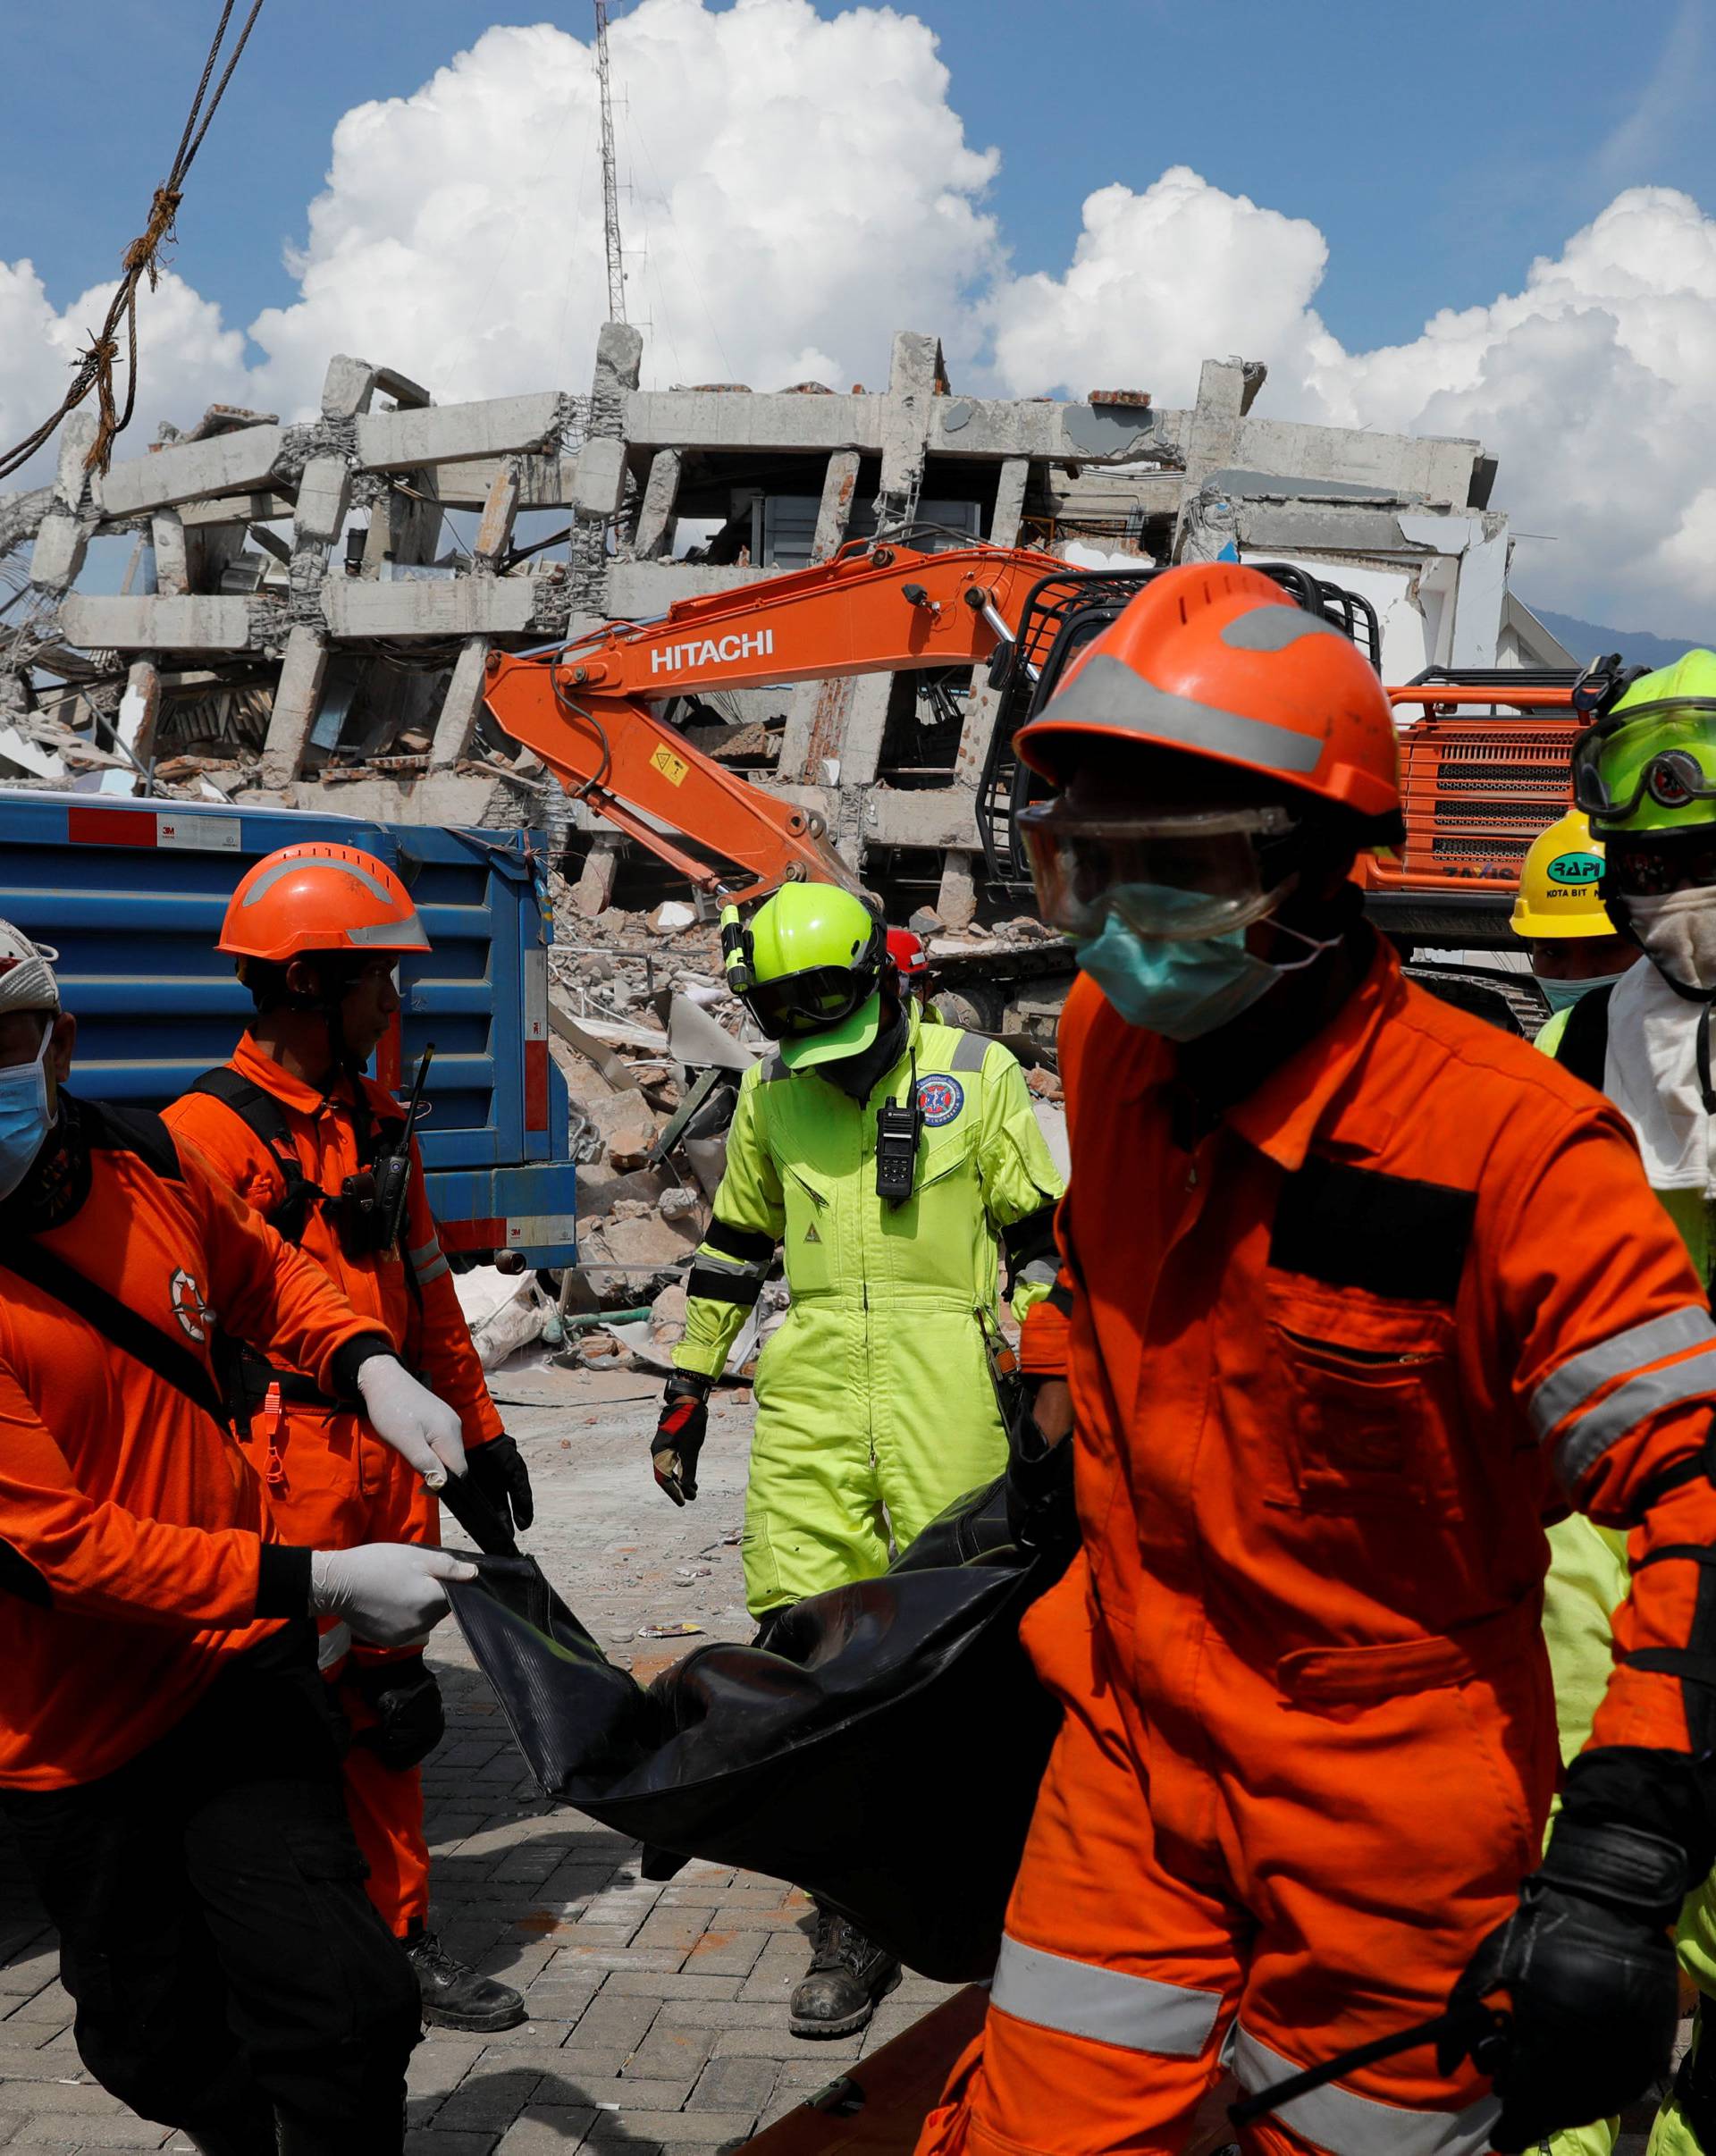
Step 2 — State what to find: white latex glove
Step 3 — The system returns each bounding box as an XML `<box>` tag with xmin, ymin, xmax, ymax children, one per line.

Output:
<box><xmin>309</xmin><ymin>1544</ymin><xmax>477</xmax><ymax>1647</ymax></box>
<box><xmin>355</xmin><ymin>1354</ymin><xmax>467</xmax><ymax>1487</ymax></box>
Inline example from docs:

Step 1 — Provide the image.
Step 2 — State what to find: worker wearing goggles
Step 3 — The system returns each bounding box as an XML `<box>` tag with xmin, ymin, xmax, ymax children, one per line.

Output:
<box><xmin>922</xmin><ymin>563</ymin><xmax>1716</xmax><ymax>2156</ymax></box>
<box><xmin>653</xmin><ymin>879</ymin><xmax>1063</xmax><ymax>2041</ymax></box>
<box><xmin>1521</xmin><ymin>653</ymin><xmax>1716</xmax><ymax>2156</ymax></box>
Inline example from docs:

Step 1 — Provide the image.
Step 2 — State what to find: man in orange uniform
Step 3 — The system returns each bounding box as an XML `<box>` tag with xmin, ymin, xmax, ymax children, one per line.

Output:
<box><xmin>921</xmin><ymin>564</ymin><xmax>1716</xmax><ymax>2156</ymax></box>
<box><xmin>0</xmin><ymin>918</ymin><xmax>479</xmax><ymax>2153</ymax></box>
<box><xmin>163</xmin><ymin>843</ymin><xmax>533</xmax><ymax>2034</ymax></box>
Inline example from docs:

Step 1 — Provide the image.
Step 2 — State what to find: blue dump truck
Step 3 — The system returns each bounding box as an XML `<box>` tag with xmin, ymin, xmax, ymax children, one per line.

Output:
<box><xmin>0</xmin><ymin>790</ymin><xmax>577</xmax><ymax>1267</ymax></box>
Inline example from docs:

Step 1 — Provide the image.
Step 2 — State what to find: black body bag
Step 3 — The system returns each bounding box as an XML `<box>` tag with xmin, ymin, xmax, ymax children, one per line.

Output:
<box><xmin>445</xmin><ymin>1476</ymin><xmax>1067</xmax><ymax>1982</ymax></box>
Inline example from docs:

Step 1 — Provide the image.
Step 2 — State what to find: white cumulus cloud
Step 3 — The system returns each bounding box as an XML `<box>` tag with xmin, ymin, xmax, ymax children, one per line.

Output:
<box><xmin>4</xmin><ymin>3</ymin><xmax>1716</xmax><ymax>636</ymax></box>
<box><xmin>986</xmin><ymin>166</ymin><xmax>1333</xmax><ymax>411</ymax></box>
<box><xmin>987</xmin><ymin>173</ymin><xmax>1716</xmax><ymax>634</ymax></box>
<box><xmin>0</xmin><ymin>260</ymin><xmax>248</xmax><ymax>489</ymax></box>
<box><xmin>246</xmin><ymin>0</ymin><xmax>1003</xmax><ymax>413</ymax></box>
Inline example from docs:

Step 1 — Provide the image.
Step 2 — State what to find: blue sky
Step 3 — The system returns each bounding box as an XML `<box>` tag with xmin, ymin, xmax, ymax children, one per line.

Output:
<box><xmin>5</xmin><ymin>0</ymin><xmax>1711</xmax><ymax>362</ymax></box>
<box><xmin>4</xmin><ymin>1</ymin><xmax>1716</xmax><ymax>632</ymax></box>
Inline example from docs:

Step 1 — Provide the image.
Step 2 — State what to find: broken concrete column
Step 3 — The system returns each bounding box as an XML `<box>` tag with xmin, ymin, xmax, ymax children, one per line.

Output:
<box><xmin>259</xmin><ymin>626</ymin><xmax>331</xmax><ymax>789</ymax></box>
<box><xmin>117</xmin><ymin>659</ymin><xmax>162</xmax><ymax>771</ymax></box>
<box><xmin>429</xmin><ymin>636</ymin><xmax>494</xmax><ymax>770</ymax></box>
<box><xmin>1173</xmin><ymin>358</ymin><xmax>1267</xmax><ymax>555</ymax></box>
<box><xmin>591</xmin><ymin>322</ymin><xmax>644</xmax><ymax>432</ymax></box>
<box><xmin>294</xmin><ymin>455</ymin><xmax>353</xmax><ymax>548</ymax></box>
<box><xmin>28</xmin><ymin>412</ymin><xmax>99</xmax><ymax>592</ymax></box>
<box><xmin>988</xmin><ymin>457</ymin><xmax>1030</xmax><ymax>549</ymax></box>
<box><xmin>632</xmin><ymin>449</ymin><xmax>684</xmax><ymax>561</ymax></box>
<box><xmin>872</xmin><ymin>332</ymin><xmax>938</xmax><ymax>532</ymax></box>
<box><xmin>935</xmin><ymin>848</ymin><xmax>979</xmax><ymax>932</ymax></box>
<box><xmin>572</xmin><ymin>437</ymin><xmax>628</xmax><ymax>522</ymax></box>
<box><xmin>321</xmin><ymin>353</ymin><xmax>378</xmax><ymax>421</ymax></box>
<box><xmin>150</xmin><ymin>511</ymin><xmax>191</xmax><ymax>597</ymax></box>
<box><xmin>572</xmin><ymin>832</ymin><xmax>624</xmax><ymax>918</ymax></box>
<box><xmin>473</xmin><ymin>463</ymin><xmax>522</xmax><ymax>567</ymax></box>
<box><xmin>363</xmin><ymin>462</ymin><xmax>441</xmax><ymax>577</ymax></box>
<box><xmin>810</xmin><ymin>450</ymin><xmax>861</xmax><ymax>562</ymax></box>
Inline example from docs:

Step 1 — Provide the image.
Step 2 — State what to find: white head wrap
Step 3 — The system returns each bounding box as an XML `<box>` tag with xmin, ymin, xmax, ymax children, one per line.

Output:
<box><xmin>0</xmin><ymin>920</ymin><xmax>60</xmax><ymax>1016</ymax></box>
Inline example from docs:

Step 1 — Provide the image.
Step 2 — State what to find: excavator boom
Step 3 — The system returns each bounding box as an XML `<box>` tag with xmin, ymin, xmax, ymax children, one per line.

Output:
<box><xmin>482</xmin><ymin>540</ymin><xmax>1064</xmax><ymax>902</ymax></box>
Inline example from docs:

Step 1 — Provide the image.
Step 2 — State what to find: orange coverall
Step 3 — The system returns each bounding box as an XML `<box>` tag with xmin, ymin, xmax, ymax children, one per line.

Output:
<box><xmin>927</xmin><ymin>937</ymin><xmax>1716</xmax><ymax>2156</ymax></box>
<box><xmin>0</xmin><ymin>1096</ymin><xmax>383</xmax><ymax>1791</ymax></box>
<box><xmin>164</xmin><ymin>1036</ymin><xmax>503</xmax><ymax>1937</ymax></box>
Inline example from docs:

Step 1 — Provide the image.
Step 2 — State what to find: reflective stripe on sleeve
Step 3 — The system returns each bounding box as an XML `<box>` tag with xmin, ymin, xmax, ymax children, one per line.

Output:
<box><xmin>408</xmin><ymin>1235</ymin><xmax>450</xmax><ymax>1284</ymax></box>
<box><xmin>416</xmin><ymin>1254</ymin><xmax>450</xmax><ymax>1284</ymax></box>
<box><xmin>949</xmin><ymin>1032</ymin><xmax>988</xmax><ymax>1074</ymax></box>
<box><xmin>989</xmin><ymin>1934</ymin><xmax>1222</xmax><ymax>2058</ymax></box>
<box><xmin>691</xmin><ymin>1248</ymin><xmax>771</xmax><ymax>1282</ymax></box>
<box><xmin>1232</xmin><ymin>2028</ymin><xmax>1499</xmax><ymax>2156</ymax></box>
<box><xmin>1529</xmin><ymin>1306</ymin><xmax>1716</xmax><ymax>1443</ymax></box>
<box><xmin>1552</xmin><ymin>1344</ymin><xmax>1716</xmax><ymax>1491</ymax></box>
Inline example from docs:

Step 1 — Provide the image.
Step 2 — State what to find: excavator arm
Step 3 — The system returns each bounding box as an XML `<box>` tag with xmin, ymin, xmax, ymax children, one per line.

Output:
<box><xmin>482</xmin><ymin>539</ymin><xmax>1064</xmax><ymax>902</ymax></box>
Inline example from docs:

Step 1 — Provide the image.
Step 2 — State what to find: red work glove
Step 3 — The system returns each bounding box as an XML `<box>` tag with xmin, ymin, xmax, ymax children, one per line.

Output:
<box><xmin>652</xmin><ymin>1373</ymin><xmax>712</xmax><ymax>1505</ymax></box>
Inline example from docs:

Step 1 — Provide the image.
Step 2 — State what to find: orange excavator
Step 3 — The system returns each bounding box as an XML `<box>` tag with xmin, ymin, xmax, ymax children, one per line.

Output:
<box><xmin>481</xmin><ymin>536</ymin><xmax>1587</xmax><ymax>944</ymax></box>
<box><xmin>484</xmin><ymin>537</ymin><xmax>1066</xmax><ymax>902</ymax></box>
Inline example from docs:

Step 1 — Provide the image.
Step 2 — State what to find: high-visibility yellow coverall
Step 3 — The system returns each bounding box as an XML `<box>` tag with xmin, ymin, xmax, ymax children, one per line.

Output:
<box><xmin>1538</xmin><ymin>1000</ymin><xmax>1714</xmax><ymax>2156</ymax></box>
<box><xmin>674</xmin><ymin>1005</ymin><xmax>1064</xmax><ymax>1617</ymax></box>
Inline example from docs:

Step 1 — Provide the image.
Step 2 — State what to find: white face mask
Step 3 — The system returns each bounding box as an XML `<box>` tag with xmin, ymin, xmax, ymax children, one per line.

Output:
<box><xmin>1620</xmin><ymin>887</ymin><xmax>1716</xmax><ymax>996</ymax></box>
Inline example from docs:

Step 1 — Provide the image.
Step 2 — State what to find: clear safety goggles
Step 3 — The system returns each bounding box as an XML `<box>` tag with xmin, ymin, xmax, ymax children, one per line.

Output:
<box><xmin>1017</xmin><ymin>798</ymin><xmax>1301</xmax><ymax>940</ymax></box>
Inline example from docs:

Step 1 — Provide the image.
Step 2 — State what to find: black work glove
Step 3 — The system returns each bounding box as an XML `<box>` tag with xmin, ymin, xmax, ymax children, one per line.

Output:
<box><xmin>346</xmin><ymin>1654</ymin><xmax>445</xmax><ymax>1773</ymax></box>
<box><xmin>1439</xmin><ymin>1809</ymin><xmax>1685</xmax><ymax>2152</ymax></box>
<box><xmin>652</xmin><ymin>1373</ymin><xmax>711</xmax><ymax>1506</ymax></box>
<box><xmin>466</xmin><ymin>1431</ymin><xmax>534</xmax><ymax>1533</ymax></box>
<box><xmin>1004</xmin><ymin>1387</ymin><xmax>1078</xmax><ymax>1555</ymax></box>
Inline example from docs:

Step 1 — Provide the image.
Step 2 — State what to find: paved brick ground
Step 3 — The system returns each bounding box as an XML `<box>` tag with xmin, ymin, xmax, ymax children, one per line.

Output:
<box><xmin>0</xmin><ymin>1375</ymin><xmax>962</xmax><ymax>2153</ymax></box>
<box><xmin>0</xmin><ymin>1366</ymin><xmax>1668</xmax><ymax>2152</ymax></box>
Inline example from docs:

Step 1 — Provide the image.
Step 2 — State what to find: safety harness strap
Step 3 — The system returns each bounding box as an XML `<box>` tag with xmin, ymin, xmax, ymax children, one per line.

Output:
<box><xmin>186</xmin><ymin>1065</ymin><xmax>323</xmax><ymax>1245</ymax></box>
<box><xmin>0</xmin><ymin>1235</ymin><xmax>230</xmax><ymax>1430</ymax></box>
<box><xmin>1553</xmin><ymin>983</ymin><xmax>1614</xmax><ymax>1091</ymax></box>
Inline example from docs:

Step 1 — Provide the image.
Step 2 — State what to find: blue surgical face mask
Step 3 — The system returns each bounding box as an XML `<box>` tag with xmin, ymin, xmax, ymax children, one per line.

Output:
<box><xmin>0</xmin><ymin>1021</ymin><xmax>55</xmax><ymax>1201</ymax></box>
<box><xmin>1532</xmin><ymin>973</ymin><xmax>1611</xmax><ymax>1015</ymax></box>
<box><xmin>1073</xmin><ymin>888</ymin><xmax>1337</xmax><ymax>1041</ymax></box>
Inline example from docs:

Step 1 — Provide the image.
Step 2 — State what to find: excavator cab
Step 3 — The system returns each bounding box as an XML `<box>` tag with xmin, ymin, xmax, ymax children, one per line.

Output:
<box><xmin>974</xmin><ymin>560</ymin><xmax>1381</xmax><ymax>888</ymax></box>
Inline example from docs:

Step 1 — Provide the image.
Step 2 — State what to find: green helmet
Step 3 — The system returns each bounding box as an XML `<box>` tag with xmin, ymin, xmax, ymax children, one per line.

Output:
<box><xmin>721</xmin><ymin>882</ymin><xmax>886</xmax><ymax>1070</ymax></box>
<box><xmin>1572</xmin><ymin>649</ymin><xmax>1716</xmax><ymax>836</ymax></box>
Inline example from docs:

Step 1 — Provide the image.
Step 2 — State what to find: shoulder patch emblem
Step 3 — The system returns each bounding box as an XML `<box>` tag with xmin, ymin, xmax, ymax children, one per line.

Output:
<box><xmin>169</xmin><ymin>1267</ymin><xmax>214</xmax><ymax>1343</ymax></box>
<box><xmin>917</xmin><ymin>1074</ymin><xmax>965</xmax><ymax>1128</ymax></box>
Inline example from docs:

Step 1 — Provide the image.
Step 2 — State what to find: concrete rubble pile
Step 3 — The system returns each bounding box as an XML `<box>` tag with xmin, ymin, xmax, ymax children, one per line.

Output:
<box><xmin>0</xmin><ymin>321</ymin><xmax>1572</xmax><ymax>917</ymax></box>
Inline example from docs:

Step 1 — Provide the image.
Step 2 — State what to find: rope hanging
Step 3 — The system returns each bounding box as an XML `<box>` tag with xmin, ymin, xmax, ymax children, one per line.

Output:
<box><xmin>0</xmin><ymin>0</ymin><xmax>266</xmax><ymax>485</ymax></box>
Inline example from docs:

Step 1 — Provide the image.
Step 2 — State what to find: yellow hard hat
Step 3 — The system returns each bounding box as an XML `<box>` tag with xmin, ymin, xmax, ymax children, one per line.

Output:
<box><xmin>1510</xmin><ymin>809</ymin><xmax>1614</xmax><ymax>939</ymax></box>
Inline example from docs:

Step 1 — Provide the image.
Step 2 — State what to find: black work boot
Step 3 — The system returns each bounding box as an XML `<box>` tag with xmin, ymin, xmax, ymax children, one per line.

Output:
<box><xmin>404</xmin><ymin>1926</ymin><xmax>527</xmax><ymax>2032</ymax></box>
<box><xmin>788</xmin><ymin>1908</ymin><xmax>901</xmax><ymax>2039</ymax></box>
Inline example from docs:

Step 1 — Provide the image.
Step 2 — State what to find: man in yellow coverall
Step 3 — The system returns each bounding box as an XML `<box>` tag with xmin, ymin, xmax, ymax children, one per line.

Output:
<box><xmin>649</xmin><ymin>882</ymin><xmax>1064</xmax><ymax>2040</ymax></box>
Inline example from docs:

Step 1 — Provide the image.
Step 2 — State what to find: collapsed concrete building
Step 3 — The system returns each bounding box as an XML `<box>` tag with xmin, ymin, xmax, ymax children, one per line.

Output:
<box><xmin>0</xmin><ymin>324</ymin><xmax>1571</xmax><ymax>923</ymax></box>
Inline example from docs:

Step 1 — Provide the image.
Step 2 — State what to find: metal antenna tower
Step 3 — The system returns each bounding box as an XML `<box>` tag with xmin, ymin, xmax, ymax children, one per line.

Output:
<box><xmin>593</xmin><ymin>0</ymin><xmax>627</xmax><ymax>322</ymax></box>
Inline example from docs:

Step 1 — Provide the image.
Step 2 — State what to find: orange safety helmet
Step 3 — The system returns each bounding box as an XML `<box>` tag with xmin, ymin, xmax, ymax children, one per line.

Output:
<box><xmin>886</xmin><ymin>927</ymin><xmax>930</xmax><ymax>981</ymax></box>
<box><xmin>218</xmin><ymin>843</ymin><xmax>431</xmax><ymax>964</ymax></box>
<box><xmin>1016</xmin><ymin>562</ymin><xmax>1403</xmax><ymax>840</ymax></box>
